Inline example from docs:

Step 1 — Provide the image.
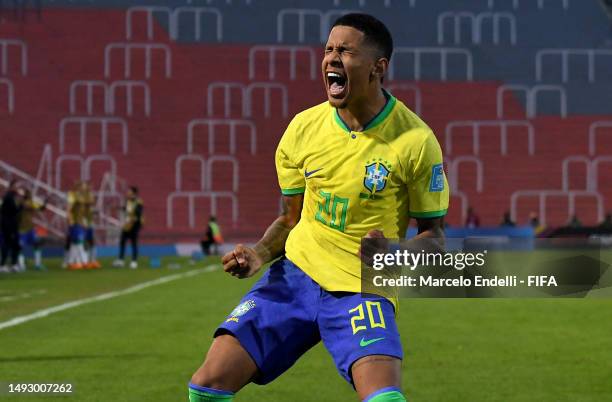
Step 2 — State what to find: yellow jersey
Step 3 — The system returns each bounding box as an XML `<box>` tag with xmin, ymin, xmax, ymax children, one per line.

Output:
<box><xmin>67</xmin><ymin>190</ymin><xmax>86</xmax><ymax>226</ymax></box>
<box><xmin>275</xmin><ymin>91</ymin><xmax>449</xmax><ymax>293</ymax></box>
<box><xmin>82</xmin><ymin>189</ymin><xmax>95</xmax><ymax>227</ymax></box>
<box><xmin>123</xmin><ymin>198</ymin><xmax>143</xmax><ymax>231</ymax></box>
<box><xmin>18</xmin><ymin>198</ymin><xmax>43</xmax><ymax>233</ymax></box>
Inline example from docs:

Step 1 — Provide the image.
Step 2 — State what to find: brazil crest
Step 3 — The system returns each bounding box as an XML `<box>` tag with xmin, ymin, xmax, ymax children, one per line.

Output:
<box><xmin>363</xmin><ymin>160</ymin><xmax>391</xmax><ymax>194</ymax></box>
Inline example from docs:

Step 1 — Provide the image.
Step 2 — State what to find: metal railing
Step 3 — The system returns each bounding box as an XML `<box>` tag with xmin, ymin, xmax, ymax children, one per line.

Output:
<box><xmin>448</xmin><ymin>156</ymin><xmax>484</xmax><ymax>193</ymax></box>
<box><xmin>536</xmin><ymin>48</ymin><xmax>612</xmax><ymax>83</ymax></box>
<box><xmin>437</xmin><ymin>11</ymin><xmax>516</xmax><ymax>45</ymax></box>
<box><xmin>104</xmin><ymin>43</ymin><xmax>172</xmax><ymax>79</ymax></box>
<box><xmin>589</xmin><ymin>121</ymin><xmax>612</xmax><ymax>156</ymax></box>
<box><xmin>0</xmin><ymin>78</ymin><xmax>14</xmax><ymax>114</ymax></box>
<box><xmin>0</xmin><ymin>39</ymin><xmax>27</xmax><ymax>76</ymax></box>
<box><xmin>389</xmin><ymin>47</ymin><xmax>473</xmax><ymax>81</ymax></box>
<box><xmin>187</xmin><ymin>118</ymin><xmax>257</xmax><ymax>155</ymax></box>
<box><xmin>69</xmin><ymin>80</ymin><xmax>109</xmax><ymax>115</ymax></box>
<box><xmin>561</xmin><ymin>155</ymin><xmax>592</xmax><ymax>192</ymax></box>
<box><xmin>206</xmin><ymin>81</ymin><xmax>288</xmax><ymax>118</ymax></box>
<box><xmin>496</xmin><ymin>84</ymin><xmax>567</xmax><ymax>118</ymax></box>
<box><xmin>445</xmin><ymin>120</ymin><xmax>535</xmax><ymax>155</ymax></box>
<box><xmin>108</xmin><ymin>80</ymin><xmax>151</xmax><ymax>117</ymax></box>
<box><xmin>126</xmin><ymin>6</ymin><xmax>172</xmax><ymax>40</ymax></box>
<box><xmin>510</xmin><ymin>190</ymin><xmax>603</xmax><ymax>226</ymax></box>
<box><xmin>166</xmin><ymin>191</ymin><xmax>238</xmax><ymax>228</ymax></box>
<box><xmin>175</xmin><ymin>154</ymin><xmax>206</xmax><ymax>191</ymax></box>
<box><xmin>488</xmin><ymin>0</ymin><xmax>569</xmax><ymax>9</ymax></box>
<box><xmin>249</xmin><ymin>45</ymin><xmax>317</xmax><ymax>81</ymax></box>
<box><xmin>59</xmin><ymin>116</ymin><xmax>129</xmax><ymax>155</ymax></box>
<box><xmin>206</xmin><ymin>155</ymin><xmax>239</xmax><ymax>192</ymax></box>
<box><xmin>171</xmin><ymin>7</ymin><xmax>223</xmax><ymax>41</ymax></box>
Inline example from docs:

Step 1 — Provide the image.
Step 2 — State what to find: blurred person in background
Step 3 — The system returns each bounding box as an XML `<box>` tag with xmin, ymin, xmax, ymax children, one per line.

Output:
<box><xmin>201</xmin><ymin>216</ymin><xmax>224</xmax><ymax>256</ymax></box>
<box><xmin>598</xmin><ymin>213</ymin><xmax>612</xmax><ymax>230</ymax></box>
<box><xmin>17</xmin><ymin>188</ymin><xmax>47</xmax><ymax>271</ymax></box>
<box><xmin>61</xmin><ymin>226</ymin><xmax>71</xmax><ymax>269</ymax></box>
<box><xmin>528</xmin><ymin>212</ymin><xmax>545</xmax><ymax>236</ymax></box>
<box><xmin>65</xmin><ymin>180</ymin><xmax>88</xmax><ymax>270</ymax></box>
<box><xmin>113</xmin><ymin>186</ymin><xmax>143</xmax><ymax>269</ymax></box>
<box><xmin>568</xmin><ymin>214</ymin><xmax>582</xmax><ymax>229</ymax></box>
<box><xmin>465</xmin><ymin>206</ymin><xmax>480</xmax><ymax>228</ymax></box>
<box><xmin>81</xmin><ymin>181</ymin><xmax>100</xmax><ymax>269</ymax></box>
<box><xmin>1</xmin><ymin>180</ymin><xmax>22</xmax><ymax>273</ymax></box>
<box><xmin>500</xmin><ymin>211</ymin><xmax>515</xmax><ymax>227</ymax></box>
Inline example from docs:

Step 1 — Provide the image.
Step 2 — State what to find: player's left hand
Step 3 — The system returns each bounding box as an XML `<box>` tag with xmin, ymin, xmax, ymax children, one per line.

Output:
<box><xmin>222</xmin><ymin>244</ymin><xmax>263</xmax><ymax>279</ymax></box>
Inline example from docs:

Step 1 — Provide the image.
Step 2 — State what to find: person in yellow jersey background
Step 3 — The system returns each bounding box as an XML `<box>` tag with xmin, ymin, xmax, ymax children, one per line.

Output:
<box><xmin>81</xmin><ymin>181</ymin><xmax>101</xmax><ymax>269</ymax></box>
<box><xmin>17</xmin><ymin>187</ymin><xmax>47</xmax><ymax>271</ymax></box>
<box><xmin>65</xmin><ymin>181</ymin><xmax>88</xmax><ymax>270</ymax></box>
<box><xmin>188</xmin><ymin>13</ymin><xmax>448</xmax><ymax>402</ymax></box>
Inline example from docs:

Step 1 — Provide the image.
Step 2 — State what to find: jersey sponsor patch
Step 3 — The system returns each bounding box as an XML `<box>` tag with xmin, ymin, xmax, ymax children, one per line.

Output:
<box><xmin>429</xmin><ymin>164</ymin><xmax>445</xmax><ymax>192</ymax></box>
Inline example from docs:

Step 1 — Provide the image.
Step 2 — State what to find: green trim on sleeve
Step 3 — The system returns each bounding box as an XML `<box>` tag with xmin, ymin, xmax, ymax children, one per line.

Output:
<box><xmin>409</xmin><ymin>209</ymin><xmax>448</xmax><ymax>218</ymax></box>
<box><xmin>281</xmin><ymin>187</ymin><xmax>306</xmax><ymax>195</ymax></box>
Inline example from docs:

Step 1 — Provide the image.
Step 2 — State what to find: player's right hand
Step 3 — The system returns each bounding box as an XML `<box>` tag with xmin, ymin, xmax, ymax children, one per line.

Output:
<box><xmin>222</xmin><ymin>244</ymin><xmax>263</xmax><ymax>279</ymax></box>
<box><xmin>359</xmin><ymin>229</ymin><xmax>389</xmax><ymax>268</ymax></box>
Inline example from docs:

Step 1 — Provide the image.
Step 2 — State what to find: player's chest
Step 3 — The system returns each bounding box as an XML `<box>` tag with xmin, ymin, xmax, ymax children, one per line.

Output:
<box><xmin>299</xmin><ymin>135</ymin><xmax>402</xmax><ymax>196</ymax></box>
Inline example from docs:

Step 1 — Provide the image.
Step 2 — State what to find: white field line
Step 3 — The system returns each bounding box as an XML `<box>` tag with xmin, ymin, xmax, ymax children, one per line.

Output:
<box><xmin>0</xmin><ymin>264</ymin><xmax>221</xmax><ymax>331</ymax></box>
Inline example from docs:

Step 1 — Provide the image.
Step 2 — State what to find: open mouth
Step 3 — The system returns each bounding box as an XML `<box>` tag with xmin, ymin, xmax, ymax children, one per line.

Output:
<box><xmin>327</xmin><ymin>71</ymin><xmax>347</xmax><ymax>98</ymax></box>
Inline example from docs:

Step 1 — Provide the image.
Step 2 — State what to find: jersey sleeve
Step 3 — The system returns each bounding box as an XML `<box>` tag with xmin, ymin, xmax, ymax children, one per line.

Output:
<box><xmin>407</xmin><ymin>130</ymin><xmax>449</xmax><ymax>218</ymax></box>
<box><xmin>275</xmin><ymin>117</ymin><xmax>305</xmax><ymax>196</ymax></box>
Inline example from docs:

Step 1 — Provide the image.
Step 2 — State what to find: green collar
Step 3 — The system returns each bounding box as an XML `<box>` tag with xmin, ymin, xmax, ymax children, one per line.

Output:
<box><xmin>334</xmin><ymin>90</ymin><xmax>396</xmax><ymax>133</ymax></box>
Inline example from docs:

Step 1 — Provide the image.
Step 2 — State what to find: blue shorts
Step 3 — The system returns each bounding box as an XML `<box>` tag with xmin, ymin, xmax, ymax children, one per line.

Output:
<box><xmin>69</xmin><ymin>225</ymin><xmax>85</xmax><ymax>244</ymax></box>
<box><xmin>85</xmin><ymin>227</ymin><xmax>94</xmax><ymax>243</ymax></box>
<box><xmin>20</xmin><ymin>230</ymin><xmax>38</xmax><ymax>247</ymax></box>
<box><xmin>216</xmin><ymin>258</ymin><xmax>403</xmax><ymax>385</ymax></box>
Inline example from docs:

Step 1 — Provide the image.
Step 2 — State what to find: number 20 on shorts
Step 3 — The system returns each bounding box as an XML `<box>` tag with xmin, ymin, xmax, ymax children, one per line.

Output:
<box><xmin>349</xmin><ymin>301</ymin><xmax>387</xmax><ymax>335</ymax></box>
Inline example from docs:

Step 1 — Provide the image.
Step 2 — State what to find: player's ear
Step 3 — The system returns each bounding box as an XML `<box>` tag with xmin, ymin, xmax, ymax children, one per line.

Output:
<box><xmin>371</xmin><ymin>57</ymin><xmax>388</xmax><ymax>82</ymax></box>
<box><xmin>374</xmin><ymin>57</ymin><xmax>389</xmax><ymax>79</ymax></box>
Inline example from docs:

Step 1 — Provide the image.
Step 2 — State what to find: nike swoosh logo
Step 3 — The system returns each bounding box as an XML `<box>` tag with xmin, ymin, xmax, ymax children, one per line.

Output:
<box><xmin>304</xmin><ymin>168</ymin><xmax>323</xmax><ymax>178</ymax></box>
<box><xmin>360</xmin><ymin>337</ymin><xmax>385</xmax><ymax>347</ymax></box>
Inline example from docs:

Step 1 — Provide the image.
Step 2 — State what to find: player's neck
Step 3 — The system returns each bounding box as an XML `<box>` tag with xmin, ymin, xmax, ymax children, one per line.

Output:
<box><xmin>337</xmin><ymin>87</ymin><xmax>387</xmax><ymax>132</ymax></box>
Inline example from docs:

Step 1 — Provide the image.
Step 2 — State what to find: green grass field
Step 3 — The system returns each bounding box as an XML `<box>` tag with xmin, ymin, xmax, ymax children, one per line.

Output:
<box><xmin>1</xmin><ymin>256</ymin><xmax>611</xmax><ymax>401</ymax></box>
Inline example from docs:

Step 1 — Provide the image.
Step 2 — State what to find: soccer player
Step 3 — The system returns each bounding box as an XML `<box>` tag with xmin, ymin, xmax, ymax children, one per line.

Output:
<box><xmin>17</xmin><ymin>188</ymin><xmax>47</xmax><ymax>271</ymax></box>
<box><xmin>113</xmin><ymin>186</ymin><xmax>143</xmax><ymax>269</ymax></box>
<box><xmin>66</xmin><ymin>181</ymin><xmax>88</xmax><ymax>270</ymax></box>
<box><xmin>188</xmin><ymin>14</ymin><xmax>449</xmax><ymax>402</ymax></box>
<box><xmin>81</xmin><ymin>181</ymin><xmax>101</xmax><ymax>269</ymax></box>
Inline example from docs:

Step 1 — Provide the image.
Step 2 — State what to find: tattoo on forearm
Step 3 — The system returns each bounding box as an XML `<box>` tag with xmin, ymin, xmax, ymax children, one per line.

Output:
<box><xmin>253</xmin><ymin>217</ymin><xmax>292</xmax><ymax>263</ymax></box>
